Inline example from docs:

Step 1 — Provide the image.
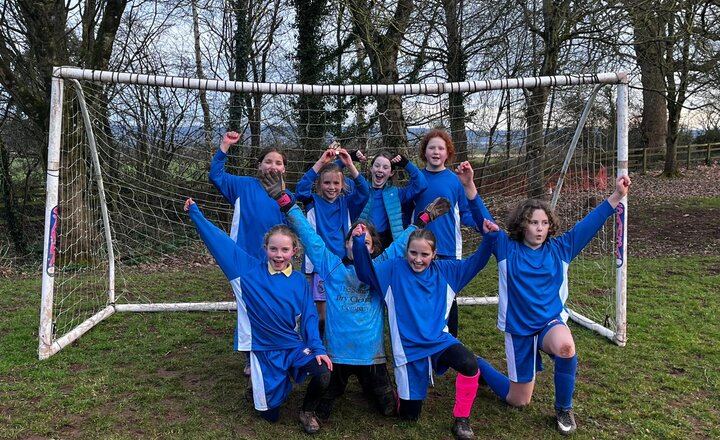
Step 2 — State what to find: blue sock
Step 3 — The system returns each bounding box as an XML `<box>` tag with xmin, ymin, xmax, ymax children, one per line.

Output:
<box><xmin>476</xmin><ymin>357</ymin><xmax>510</xmax><ymax>401</ymax></box>
<box><xmin>554</xmin><ymin>355</ymin><xmax>577</xmax><ymax>410</ymax></box>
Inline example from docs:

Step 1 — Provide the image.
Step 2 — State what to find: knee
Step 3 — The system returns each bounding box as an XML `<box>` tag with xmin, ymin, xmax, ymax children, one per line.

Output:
<box><xmin>318</xmin><ymin>370</ymin><xmax>331</xmax><ymax>388</ymax></box>
<box><xmin>556</xmin><ymin>342</ymin><xmax>576</xmax><ymax>358</ymax></box>
<box><xmin>506</xmin><ymin>395</ymin><xmax>532</xmax><ymax>408</ymax></box>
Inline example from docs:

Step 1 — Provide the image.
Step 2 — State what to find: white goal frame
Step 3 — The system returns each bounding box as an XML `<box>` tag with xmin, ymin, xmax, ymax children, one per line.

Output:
<box><xmin>39</xmin><ymin>67</ymin><xmax>629</xmax><ymax>359</ymax></box>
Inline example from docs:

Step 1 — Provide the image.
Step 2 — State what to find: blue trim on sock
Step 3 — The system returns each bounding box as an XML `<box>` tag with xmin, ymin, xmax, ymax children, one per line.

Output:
<box><xmin>554</xmin><ymin>354</ymin><xmax>577</xmax><ymax>410</ymax></box>
<box><xmin>476</xmin><ymin>357</ymin><xmax>510</xmax><ymax>402</ymax></box>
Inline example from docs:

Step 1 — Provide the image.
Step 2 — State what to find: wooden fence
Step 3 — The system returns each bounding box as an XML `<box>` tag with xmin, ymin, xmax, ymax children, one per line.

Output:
<box><xmin>629</xmin><ymin>142</ymin><xmax>720</xmax><ymax>172</ymax></box>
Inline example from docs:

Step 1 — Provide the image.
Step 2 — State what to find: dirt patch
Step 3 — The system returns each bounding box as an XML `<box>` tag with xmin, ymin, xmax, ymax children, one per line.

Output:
<box><xmin>628</xmin><ymin>164</ymin><xmax>720</xmax><ymax>257</ymax></box>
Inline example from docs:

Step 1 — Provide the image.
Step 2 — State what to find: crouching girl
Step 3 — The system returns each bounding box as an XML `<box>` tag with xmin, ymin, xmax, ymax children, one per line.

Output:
<box><xmin>184</xmin><ymin>198</ymin><xmax>332</xmax><ymax>435</ymax></box>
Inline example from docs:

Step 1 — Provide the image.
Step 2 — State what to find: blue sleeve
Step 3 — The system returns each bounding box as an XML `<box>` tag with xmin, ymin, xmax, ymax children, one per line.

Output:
<box><xmin>556</xmin><ymin>200</ymin><xmax>615</xmax><ymax>261</ymax></box>
<box><xmin>352</xmin><ymin>234</ymin><xmax>382</xmax><ymax>294</ymax></box>
<box><xmin>347</xmin><ymin>175</ymin><xmax>370</xmax><ymax>220</ymax></box>
<box><xmin>295</xmin><ymin>168</ymin><xmax>318</xmax><ymax>204</ymax></box>
<box><xmin>374</xmin><ymin>225</ymin><xmax>416</xmax><ymax>263</ymax></box>
<box><xmin>187</xmin><ymin>203</ymin><xmax>255</xmax><ymax>280</ymax></box>
<box><xmin>397</xmin><ymin>162</ymin><xmax>428</xmax><ymax>204</ymax></box>
<box><xmin>286</xmin><ymin>205</ymin><xmax>342</xmax><ymax>280</ymax></box>
<box><xmin>458</xmin><ymin>182</ymin><xmax>479</xmax><ymax>229</ymax></box>
<box><xmin>467</xmin><ymin>195</ymin><xmax>495</xmax><ymax>231</ymax></box>
<box><xmin>438</xmin><ymin>231</ymin><xmax>498</xmax><ymax>292</ymax></box>
<box><xmin>300</xmin><ymin>280</ymin><xmax>326</xmax><ymax>355</ymax></box>
<box><xmin>209</xmin><ymin>150</ymin><xmax>240</xmax><ymax>203</ymax></box>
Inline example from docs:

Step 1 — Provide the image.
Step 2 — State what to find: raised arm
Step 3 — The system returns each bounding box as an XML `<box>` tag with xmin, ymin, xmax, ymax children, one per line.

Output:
<box><xmin>285</xmin><ymin>204</ymin><xmax>342</xmax><ymax>280</ymax></box>
<box><xmin>442</xmin><ymin>220</ymin><xmax>499</xmax><ymax>292</ymax></box>
<box><xmin>352</xmin><ymin>232</ymin><xmax>383</xmax><ymax>294</ymax></box>
<box><xmin>561</xmin><ymin>175</ymin><xmax>632</xmax><ymax>260</ymax></box>
<box><xmin>394</xmin><ymin>155</ymin><xmax>428</xmax><ymax>203</ymax></box>
<box><xmin>209</xmin><ymin>132</ymin><xmax>245</xmax><ymax>202</ymax></box>
<box><xmin>184</xmin><ymin>198</ymin><xmax>254</xmax><ymax>280</ymax></box>
<box><xmin>456</xmin><ymin>161</ymin><xmax>494</xmax><ymax>227</ymax></box>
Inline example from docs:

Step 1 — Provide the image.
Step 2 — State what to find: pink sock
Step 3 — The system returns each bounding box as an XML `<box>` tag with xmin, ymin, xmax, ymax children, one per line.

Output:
<box><xmin>453</xmin><ymin>372</ymin><xmax>480</xmax><ymax>418</ymax></box>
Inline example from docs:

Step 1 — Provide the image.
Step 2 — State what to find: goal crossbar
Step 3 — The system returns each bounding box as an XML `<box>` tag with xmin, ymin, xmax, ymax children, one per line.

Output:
<box><xmin>39</xmin><ymin>68</ymin><xmax>629</xmax><ymax>359</ymax></box>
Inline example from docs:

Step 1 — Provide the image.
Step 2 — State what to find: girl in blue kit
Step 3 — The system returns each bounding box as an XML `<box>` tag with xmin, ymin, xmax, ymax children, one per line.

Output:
<box><xmin>358</xmin><ymin>151</ymin><xmax>428</xmax><ymax>249</ymax></box>
<box><xmin>184</xmin><ymin>198</ymin><xmax>332</xmax><ymax>435</ymax></box>
<box><xmin>353</xmin><ymin>214</ymin><xmax>499</xmax><ymax>440</ymax></box>
<box><xmin>464</xmin><ymin>170</ymin><xmax>631</xmax><ymax>437</ymax></box>
<box><xmin>209</xmin><ymin>131</ymin><xmax>294</xmax><ymax>375</ymax></box>
<box><xmin>260</xmin><ymin>169</ymin><xmax>450</xmax><ymax>421</ymax></box>
<box><xmin>409</xmin><ymin>129</ymin><xmax>492</xmax><ymax>338</ymax></box>
<box><xmin>296</xmin><ymin>144</ymin><xmax>370</xmax><ymax>335</ymax></box>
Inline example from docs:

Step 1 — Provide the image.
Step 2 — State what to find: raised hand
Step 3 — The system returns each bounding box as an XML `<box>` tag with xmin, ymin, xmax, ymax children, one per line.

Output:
<box><xmin>351</xmin><ymin>223</ymin><xmax>368</xmax><ymax>237</ymax></box>
<box><xmin>391</xmin><ymin>154</ymin><xmax>409</xmax><ymax>169</ymax></box>
<box><xmin>184</xmin><ymin>198</ymin><xmax>195</xmax><ymax>212</ymax></box>
<box><xmin>220</xmin><ymin>131</ymin><xmax>240</xmax><ymax>153</ymax></box>
<box><xmin>414</xmin><ymin>197</ymin><xmax>451</xmax><ymax>227</ymax></box>
<box><xmin>482</xmin><ymin>218</ymin><xmax>499</xmax><ymax>234</ymax></box>
<box><xmin>260</xmin><ymin>170</ymin><xmax>294</xmax><ymax>212</ymax></box>
<box><xmin>455</xmin><ymin>161</ymin><xmax>474</xmax><ymax>187</ymax></box>
<box><xmin>348</xmin><ymin>149</ymin><xmax>367</xmax><ymax>163</ymax></box>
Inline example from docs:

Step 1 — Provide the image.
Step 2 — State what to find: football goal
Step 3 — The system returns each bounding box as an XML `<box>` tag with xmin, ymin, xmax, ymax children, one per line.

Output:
<box><xmin>39</xmin><ymin>67</ymin><xmax>629</xmax><ymax>359</ymax></box>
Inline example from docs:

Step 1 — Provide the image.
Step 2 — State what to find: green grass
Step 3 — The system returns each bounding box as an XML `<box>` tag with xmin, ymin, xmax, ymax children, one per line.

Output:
<box><xmin>1</xmin><ymin>256</ymin><xmax>719</xmax><ymax>439</ymax></box>
<box><xmin>676</xmin><ymin>196</ymin><xmax>720</xmax><ymax>209</ymax></box>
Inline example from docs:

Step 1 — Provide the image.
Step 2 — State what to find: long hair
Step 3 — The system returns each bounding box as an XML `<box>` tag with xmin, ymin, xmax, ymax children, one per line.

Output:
<box><xmin>506</xmin><ymin>199</ymin><xmax>561</xmax><ymax>242</ymax></box>
<box><xmin>418</xmin><ymin>128</ymin><xmax>455</xmax><ymax>164</ymax></box>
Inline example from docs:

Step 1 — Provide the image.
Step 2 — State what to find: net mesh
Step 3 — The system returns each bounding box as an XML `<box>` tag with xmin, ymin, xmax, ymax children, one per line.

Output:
<box><xmin>47</xmin><ymin>73</ymin><xmax>622</xmax><ymax>349</ymax></box>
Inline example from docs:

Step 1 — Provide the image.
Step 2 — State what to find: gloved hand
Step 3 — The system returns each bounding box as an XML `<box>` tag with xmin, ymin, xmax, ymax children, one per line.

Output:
<box><xmin>260</xmin><ymin>170</ymin><xmax>293</xmax><ymax>212</ymax></box>
<box><xmin>393</xmin><ymin>154</ymin><xmax>409</xmax><ymax>169</ymax></box>
<box><xmin>414</xmin><ymin>197</ymin><xmax>450</xmax><ymax>227</ymax></box>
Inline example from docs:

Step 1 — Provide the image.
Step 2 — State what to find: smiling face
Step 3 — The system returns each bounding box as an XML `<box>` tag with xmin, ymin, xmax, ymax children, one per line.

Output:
<box><xmin>370</xmin><ymin>156</ymin><xmax>395</xmax><ymax>188</ymax></box>
<box><xmin>264</xmin><ymin>232</ymin><xmax>297</xmax><ymax>271</ymax></box>
<box><xmin>424</xmin><ymin>136</ymin><xmax>449</xmax><ymax>171</ymax></box>
<box><xmin>258</xmin><ymin>151</ymin><xmax>286</xmax><ymax>174</ymax></box>
<box><xmin>523</xmin><ymin>208</ymin><xmax>550</xmax><ymax>249</ymax></box>
<box><xmin>406</xmin><ymin>238</ymin><xmax>436</xmax><ymax>273</ymax></box>
<box><xmin>319</xmin><ymin>169</ymin><xmax>343</xmax><ymax>202</ymax></box>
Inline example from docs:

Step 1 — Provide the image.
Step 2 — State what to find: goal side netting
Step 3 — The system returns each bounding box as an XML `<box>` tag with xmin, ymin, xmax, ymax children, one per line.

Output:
<box><xmin>39</xmin><ymin>67</ymin><xmax>629</xmax><ymax>359</ymax></box>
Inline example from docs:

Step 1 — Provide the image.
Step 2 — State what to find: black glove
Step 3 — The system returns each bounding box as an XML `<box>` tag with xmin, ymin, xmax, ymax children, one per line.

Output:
<box><xmin>260</xmin><ymin>170</ymin><xmax>294</xmax><ymax>212</ymax></box>
<box><xmin>349</xmin><ymin>149</ymin><xmax>364</xmax><ymax>163</ymax></box>
<box><xmin>393</xmin><ymin>154</ymin><xmax>409</xmax><ymax>169</ymax></box>
<box><xmin>414</xmin><ymin>197</ymin><xmax>450</xmax><ymax>227</ymax></box>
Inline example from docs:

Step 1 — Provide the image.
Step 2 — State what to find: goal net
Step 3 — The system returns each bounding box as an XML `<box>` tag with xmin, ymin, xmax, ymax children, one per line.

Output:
<box><xmin>39</xmin><ymin>67</ymin><xmax>629</xmax><ymax>359</ymax></box>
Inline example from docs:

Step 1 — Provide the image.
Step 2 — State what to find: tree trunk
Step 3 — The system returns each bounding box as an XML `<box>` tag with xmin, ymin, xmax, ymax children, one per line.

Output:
<box><xmin>443</xmin><ymin>0</ymin><xmax>468</xmax><ymax>165</ymax></box>
<box><xmin>191</xmin><ymin>0</ymin><xmax>214</xmax><ymax>149</ymax></box>
<box><xmin>0</xmin><ymin>139</ymin><xmax>27</xmax><ymax>255</ymax></box>
<box><xmin>347</xmin><ymin>0</ymin><xmax>414</xmax><ymax>153</ymax></box>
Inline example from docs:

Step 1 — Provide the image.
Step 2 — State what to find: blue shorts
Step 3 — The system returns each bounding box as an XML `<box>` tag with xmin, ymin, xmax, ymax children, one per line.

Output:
<box><xmin>249</xmin><ymin>345</ymin><xmax>318</xmax><ymax>410</ymax></box>
<box><xmin>394</xmin><ymin>347</ymin><xmax>452</xmax><ymax>400</ymax></box>
<box><xmin>504</xmin><ymin>318</ymin><xmax>566</xmax><ymax>383</ymax></box>
<box><xmin>311</xmin><ymin>273</ymin><xmax>326</xmax><ymax>302</ymax></box>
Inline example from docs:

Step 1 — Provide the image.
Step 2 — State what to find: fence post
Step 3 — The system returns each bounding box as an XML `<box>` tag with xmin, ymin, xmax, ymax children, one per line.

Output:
<box><xmin>686</xmin><ymin>144</ymin><xmax>692</xmax><ymax>169</ymax></box>
<box><xmin>642</xmin><ymin>148</ymin><xmax>647</xmax><ymax>174</ymax></box>
<box><xmin>708</xmin><ymin>143</ymin><xmax>712</xmax><ymax>165</ymax></box>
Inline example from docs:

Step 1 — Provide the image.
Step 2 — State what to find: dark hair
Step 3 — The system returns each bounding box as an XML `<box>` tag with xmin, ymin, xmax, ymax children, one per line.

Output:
<box><xmin>406</xmin><ymin>229</ymin><xmax>437</xmax><ymax>253</ymax></box>
<box><xmin>345</xmin><ymin>220</ymin><xmax>383</xmax><ymax>258</ymax></box>
<box><xmin>369</xmin><ymin>151</ymin><xmax>397</xmax><ymax>182</ymax></box>
<box><xmin>506</xmin><ymin>199</ymin><xmax>561</xmax><ymax>242</ymax></box>
<box><xmin>257</xmin><ymin>146</ymin><xmax>287</xmax><ymax>167</ymax></box>
<box><xmin>264</xmin><ymin>224</ymin><xmax>301</xmax><ymax>250</ymax></box>
<box><xmin>418</xmin><ymin>128</ymin><xmax>455</xmax><ymax>164</ymax></box>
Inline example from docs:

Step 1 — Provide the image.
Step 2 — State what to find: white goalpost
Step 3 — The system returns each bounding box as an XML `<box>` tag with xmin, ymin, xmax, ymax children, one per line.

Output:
<box><xmin>39</xmin><ymin>67</ymin><xmax>628</xmax><ymax>359</ymax></box>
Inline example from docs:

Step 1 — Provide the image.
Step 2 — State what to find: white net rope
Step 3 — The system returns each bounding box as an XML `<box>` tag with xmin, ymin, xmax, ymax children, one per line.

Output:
<box><xmin>49</xmin><ymin>73</ymin><xmax>621</xmax><ymax>344</ymax></box>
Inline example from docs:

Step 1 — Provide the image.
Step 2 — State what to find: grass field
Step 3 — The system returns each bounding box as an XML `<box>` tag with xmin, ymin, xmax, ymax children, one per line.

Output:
<box><xmin>1</xmin><ymin>253</ymin><xmax>718</xmax><ymax>440</ymax></box>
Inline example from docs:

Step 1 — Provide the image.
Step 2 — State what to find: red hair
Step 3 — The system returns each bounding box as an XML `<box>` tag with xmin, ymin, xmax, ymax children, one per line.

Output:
<box><xmin>418</xmin><ymin>129</ymin><xmax>455</xmax><ymax>164</ymax></box>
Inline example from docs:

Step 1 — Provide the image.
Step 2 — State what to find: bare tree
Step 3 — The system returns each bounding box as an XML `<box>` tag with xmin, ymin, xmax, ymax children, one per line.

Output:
<box><xmin>346</xmin><ymin>0</ymin><xmax>414</xmax><ymax>152</ymax></box>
